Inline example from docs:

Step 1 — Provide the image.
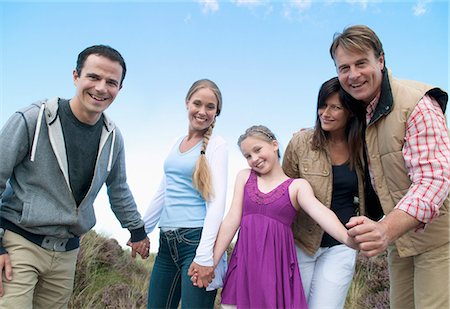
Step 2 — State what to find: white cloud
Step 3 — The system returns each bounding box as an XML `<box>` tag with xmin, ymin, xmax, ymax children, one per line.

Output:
<box><xmin>289</xmin><ymin>0</ymin><xmax>313</xmax><ymax>12</ymax></box>
<box><xmin>346</xmin><ymin>0</ymin><xmax>369</xmax><ymax>10</ymax></box>
<box><xmin>232</xmin><ymin>0</ymin><xmax>266</xmax><ymax>7</ymax></box>
<box><xmin>413</xmin><ymin>0</ymin><xmax>431</xmax><ymax>16</ymax></box>
<box><xmin>197</xmin><ymin>0</ymin><xmax>220</xmax><ymax>14</ymax></box>
<box><xmin>282</xmin><ymin>0</ymin><xmax>312</xmax><ymax>20</ymax></box>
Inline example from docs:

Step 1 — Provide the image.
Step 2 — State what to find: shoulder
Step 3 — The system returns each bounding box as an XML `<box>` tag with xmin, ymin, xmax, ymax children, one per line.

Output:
<box><xmin>207</xmin><ymin>134</ymin><xmax>227</xmax><ymax>148</ymax></box>
<box><xmin>235</xmin><ymin>168</ymin><xmax>251</xmax><ymax>184</ymax></box>
<box><xmin>102</xmin><ymin>112</ymin><xmax>117</xmax><ymax>132</ymax></box>
<box><xmin>237</xmin><ymin>168</ymin><xmax>251</xmax><ymax>178</ymax></box>
<box><xmin>390</xmin><ymin>73</ymin><xmax>432</xmax><ymax>94</ymax></box>
<box><xmin>16</xmin><ymin>99</ymin><xmax>47</xmax><ymax>118</ymax></box>
<box><xmin>287</xmin><ymin>129</ymin><xmax>314</xmax><ymax>147</ymax></box>
<box><xmin>284</xmin><ymin>129</ymin><xmax>315</xmax><ymax>161</ymax></box>
<box><xmin>291</xmin><ymin>177</ymin><xmax>307</xmax><ymax>185</ymax></box>
<box><xmin>389</xmin><ymin>70</ymin><xmax>437</xmax><ymax>102</ymax></box>
<box><xmin>8</xmin><ymin>99</ymin><xmax>50</xmax><ymax>129</ymax></box>
<box><xmin>291</xmin><ymin>178</ymin><xmax>312</xmax><ymax>191</ymax></box>
<box><xmin>205</xmin><ymin>134</ymin><xmax>228</xmax><ymax>157</ymax></box>
<box><xmin>112</xmin><ymin>126</ymin><xmax>124</xmax><ymax>145</ymax></box>
<box><xmin>165</xmin><ymin>136</ymin><xmax>184</xmax><ymax>153</ymax></box>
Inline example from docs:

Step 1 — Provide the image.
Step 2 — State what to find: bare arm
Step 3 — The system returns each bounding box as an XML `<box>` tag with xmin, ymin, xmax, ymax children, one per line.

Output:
<box><xmin>212</xmin><ymin>169</ymin><xmax>247</xmax><ymax>267</ymax></box>
<box><xmin>188</xmin><ymin>169</ymin><xmax>248</xmax><ymax>288</ymax></box>
<box><xmin>294</xmin><ymin>179</ymin><xmax>357</xmax><ymax>249</ymax></box>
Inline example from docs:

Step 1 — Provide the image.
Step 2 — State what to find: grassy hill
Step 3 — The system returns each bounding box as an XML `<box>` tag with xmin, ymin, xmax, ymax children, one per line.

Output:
<box><xmin>69</xmin><ymin>230</ymin><xmax>389</xmax><ymax>308</ymax></box>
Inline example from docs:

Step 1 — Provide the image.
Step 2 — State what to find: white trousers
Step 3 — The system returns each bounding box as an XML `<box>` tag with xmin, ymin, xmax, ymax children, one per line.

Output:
<box><xmin>296</xmin><ymin>244</ymin><xmax>357</xmax><ymax>309</ymax></box>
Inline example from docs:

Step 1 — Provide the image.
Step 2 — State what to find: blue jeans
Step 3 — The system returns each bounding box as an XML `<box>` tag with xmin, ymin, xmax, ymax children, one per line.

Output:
<box><xmin>147</xmin><ymin>228</ymin><xmax>217</xmax><ymax>309</ymax></box>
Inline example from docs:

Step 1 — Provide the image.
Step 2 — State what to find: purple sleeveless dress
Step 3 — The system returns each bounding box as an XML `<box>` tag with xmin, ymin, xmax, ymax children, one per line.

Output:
<box><xmin>221</xmin><ymin>170</ymin><xmax>307</xmax><ymax>309</ymax></box>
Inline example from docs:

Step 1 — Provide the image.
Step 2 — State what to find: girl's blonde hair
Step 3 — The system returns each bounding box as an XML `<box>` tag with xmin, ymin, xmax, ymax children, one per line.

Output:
<box><xmin>187</xmin><ymin>79</ymin><xmax>222</xmax><ymax>201</ymax></box>
<box><xmin>237</xmin><ymin>125</ymin><xmax>280</xmax><ymax>158</ymax></box>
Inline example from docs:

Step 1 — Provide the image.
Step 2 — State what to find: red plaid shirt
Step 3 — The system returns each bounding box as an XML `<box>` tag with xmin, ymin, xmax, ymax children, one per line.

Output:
<box><xmin>366</xmin><ymin>94</ymin><xmax>450</xmax><ymax>223</ymax></box>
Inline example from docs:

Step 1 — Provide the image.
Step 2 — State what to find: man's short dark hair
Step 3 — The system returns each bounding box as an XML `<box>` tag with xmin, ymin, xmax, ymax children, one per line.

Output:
<box><xmin>76</xmin><ymin>45</ymin><xmax>127</xmax><ymax>85</ymax></box>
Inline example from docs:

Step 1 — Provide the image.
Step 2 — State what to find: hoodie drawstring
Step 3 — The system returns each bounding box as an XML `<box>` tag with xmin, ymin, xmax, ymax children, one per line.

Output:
<box><xmin>107</xmin><ymin>129</ymin><xmax>116</xmax><ymax>172</ymax></box>
<box><xmin>30</xmin><ymin>103</ymin><xmax>46</xmax><ymax>162</ymax></box>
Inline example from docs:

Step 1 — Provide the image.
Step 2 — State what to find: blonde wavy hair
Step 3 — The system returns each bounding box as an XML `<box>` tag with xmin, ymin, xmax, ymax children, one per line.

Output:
<box><xmin>187</xmin><ymin>79</ymin><xmax>223</xmax><ymax>201</ymax></box>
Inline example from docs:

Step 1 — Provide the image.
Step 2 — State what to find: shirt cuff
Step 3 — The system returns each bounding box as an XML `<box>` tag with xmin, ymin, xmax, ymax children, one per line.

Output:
<box><xmin>129</xmin><ymin>226</ymin><xmax>147</xmax><ymax>242</ymax></box>
<box><xmin>395</xmin><ymin>198</ymin><xmax>440</xmax><ymax>224</ymax></box>
<box><xmin>193</xmin><ymin>255</ymin><xmax>214</xmax><ymax>267</ymax></box>
<box><xmin>0</xmin><ymin>246</ymin><xmax>8</xmax><ymax>255</ymax></box>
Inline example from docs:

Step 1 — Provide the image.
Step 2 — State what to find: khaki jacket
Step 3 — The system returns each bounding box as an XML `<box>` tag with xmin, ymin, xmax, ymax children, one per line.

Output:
<box><xmin>283</xmin><ymin>129</ymin><xmax>366</xmax><ymax>255</ymax></box>
<box><xmin>365</xmin><ymin>70</ymin><xmax>449</xmax><ymax>257</ymax></box>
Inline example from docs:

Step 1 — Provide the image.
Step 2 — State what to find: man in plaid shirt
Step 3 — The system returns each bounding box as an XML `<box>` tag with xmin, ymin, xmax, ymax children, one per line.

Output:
<box><xmin>330</xmin><ymin>25</ymin><xmax>449</xmax><ymax>309</ymax></box>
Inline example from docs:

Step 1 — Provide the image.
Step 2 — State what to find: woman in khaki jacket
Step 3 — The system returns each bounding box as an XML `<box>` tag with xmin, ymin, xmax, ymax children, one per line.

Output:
<box><xmin>282</xmin><ymin>77</ymin><xmax>366</xmax><ymax>309</ymax></box>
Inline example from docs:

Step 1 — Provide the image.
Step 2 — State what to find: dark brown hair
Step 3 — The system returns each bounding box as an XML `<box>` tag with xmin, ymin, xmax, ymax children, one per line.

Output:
<box><xmin>312</xmin><ymin>77</ymin><xmax>365</xmax><ymax>169</ymax></box>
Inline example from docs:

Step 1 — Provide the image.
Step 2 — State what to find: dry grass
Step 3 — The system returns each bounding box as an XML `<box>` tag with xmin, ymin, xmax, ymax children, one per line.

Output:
<box><xmin>69</xmin><ymin>231</ymin><xmax>152</xmax><ymax>309</ymax></box>
<box><xmin>70</xmin><ymin>231</ymin><xmax>389</xmax><ymax>308</ymax></box>
<box><xmin>344</xmin><ymin>252</ymin><xmax>390</xmax><ymax>309</ymax></box>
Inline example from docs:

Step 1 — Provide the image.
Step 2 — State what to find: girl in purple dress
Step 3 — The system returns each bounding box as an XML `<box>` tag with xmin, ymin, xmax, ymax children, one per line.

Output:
<box><xmin>211</xmin><ymin>125</ymin><xmax>357</xmax><ymax>309</ymax></box>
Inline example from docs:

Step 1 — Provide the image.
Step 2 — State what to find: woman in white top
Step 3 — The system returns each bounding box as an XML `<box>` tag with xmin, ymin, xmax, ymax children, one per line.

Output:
<box><xmin>143</xmin><ymin>79</ymin><xmax>228</xmax><ymax>308</ymax></box>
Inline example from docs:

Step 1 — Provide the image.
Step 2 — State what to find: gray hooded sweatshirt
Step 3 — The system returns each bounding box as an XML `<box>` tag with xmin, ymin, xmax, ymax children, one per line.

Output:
<box><xmin>0</xmin><ymin>98</ymin><xmax>145</xmax><ymax>242</ymax></box>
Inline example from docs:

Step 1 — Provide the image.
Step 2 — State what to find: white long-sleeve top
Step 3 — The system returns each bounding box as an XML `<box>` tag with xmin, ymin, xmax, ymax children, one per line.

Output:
<box><xmin>143</xmin><ymin>134</ymin><xmax>228</xmax><ymax>266</ymax></box>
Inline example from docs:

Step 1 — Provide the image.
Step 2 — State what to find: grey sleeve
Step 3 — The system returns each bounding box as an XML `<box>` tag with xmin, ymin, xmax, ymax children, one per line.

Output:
<box><xmin>105</xmin><ymin>129</ymin><xmax>144</xmax><ymax>231</ymax></box>
<box><xmin>0</xmin><ymin>112</ymin><xmax>31</xmax><ymax>195</ymax></box>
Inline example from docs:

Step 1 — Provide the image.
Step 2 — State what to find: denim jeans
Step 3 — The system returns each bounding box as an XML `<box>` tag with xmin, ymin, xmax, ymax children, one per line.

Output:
<box><xmin>147</xmin><ymin>228</ymin><xmax>217</xmax><ymax>309</ymax></box>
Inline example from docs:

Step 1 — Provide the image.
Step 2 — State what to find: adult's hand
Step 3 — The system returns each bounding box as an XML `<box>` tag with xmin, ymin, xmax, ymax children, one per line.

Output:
<box><xmin>127</xmin><ymin>237</ymin><xmax>150</xmax><ymax>259</ymax></box>
<box><xmin>346</xmin><ymin>216</ymin><xmax>389</xmax><ymax>257</ymax></box>
<box><xmin>188</xmin><ymin>262</ymin><xmax>214</xmax><ymax>288</ymax></box>
<box><xmin>347</xmin><ymin>210</ymin><xmax>421</xmax><ymax>257</ymax></box>
<box><xmin>0</xmin><ymin>253</ymin><xmax>12</xmax><ymax>297</ymax></box>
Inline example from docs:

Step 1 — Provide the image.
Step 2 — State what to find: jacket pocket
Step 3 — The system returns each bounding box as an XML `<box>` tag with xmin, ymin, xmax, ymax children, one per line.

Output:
<box><xmin>19</xmin><ymin>194</ymin><xmax>76</xmax><ymax>227</ymax></box>
<box><xmin>300</xmin><ymin>158</ymin><xmax>330</xmax><ymax>177</ymax></box>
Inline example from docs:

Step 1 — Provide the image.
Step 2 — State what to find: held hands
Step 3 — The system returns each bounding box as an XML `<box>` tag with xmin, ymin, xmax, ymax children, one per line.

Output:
<box><xmin>346</xmin><ymin>216</ymin><xmax>389</xmax><ymax>257</ymax></box>
<box><xmin>127</xmin><ymin>237</ymin><xmax>150</xmax><ymax>259</ymax></box>
<box><xmin>188</xmin><ymin>262</ymin><xmax>214</xmax><ymax>288</ymax></box>
<box><xmin>343</xmin><ymin>233</ymin><xmax>360</xmax><ymax>250</ymax></box>
<box><xmin>0</xmin><ymin>253</ymin><xmax>12</xmax><ymax>297</ymax></box>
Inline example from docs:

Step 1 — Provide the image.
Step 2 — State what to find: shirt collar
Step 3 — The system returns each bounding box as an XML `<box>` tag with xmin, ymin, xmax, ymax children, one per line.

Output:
<box><xmin>367</xmin><ymin>68</ymin><xmax>394</xmax><ymax>126</ymax></box>
<box><xmin>366</xmin><ymin>92</ymin><xmax>381</xmax><ymax>125</ymax></box>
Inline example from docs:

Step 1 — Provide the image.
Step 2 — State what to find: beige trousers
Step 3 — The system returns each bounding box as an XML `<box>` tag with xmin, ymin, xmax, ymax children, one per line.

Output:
<box><xmin>0</xmin><ymin>230</ymin><xmax>78</xmax><ymax>309</ymax></box>
<box><xmin>388</xmin><ymin>242</ymin><xmax>449</xmax><ymax>309</ymax></box>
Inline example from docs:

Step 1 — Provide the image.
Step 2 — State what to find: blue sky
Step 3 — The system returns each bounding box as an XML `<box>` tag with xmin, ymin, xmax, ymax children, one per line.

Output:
<box><xmin>1</xmin><ymin>0</ymin><xmax>448</xmax><ymax>251</ymax></box>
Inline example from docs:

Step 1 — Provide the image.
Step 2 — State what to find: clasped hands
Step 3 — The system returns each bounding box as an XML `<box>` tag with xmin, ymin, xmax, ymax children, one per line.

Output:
<box><xmin>188</xmin><ymin>262</ymin><xmax>215</xmax><ymax>288</ymax></box>
<box><xmin>346</xmin><ymin>215</ymin><xmax>390</xmax><ymax>257</ymax></box>
<box><xmin>127</xmin><ymin>237</ymin><xmax>150</xmax><ymax>259</ymax></box>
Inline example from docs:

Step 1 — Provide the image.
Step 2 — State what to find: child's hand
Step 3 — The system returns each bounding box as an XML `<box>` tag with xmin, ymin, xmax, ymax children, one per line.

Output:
<box><xmin>345</xmin><ymin>216</ymin><xmax>366</xmax><ymax>250</ymax></box>
<box><xmin>345</xmin><ymin>234</ymin><xmax>359</xmax><ymax>250</ymax></box>
<box><xmin>188</xmin><ymin>262</ymin><xmax>215</xmax><ymax>288</ymax></box>
<box><xmin>189</xmin><ymin>267</ymin><xmax>199</xmax><ymax>286</ymax></box>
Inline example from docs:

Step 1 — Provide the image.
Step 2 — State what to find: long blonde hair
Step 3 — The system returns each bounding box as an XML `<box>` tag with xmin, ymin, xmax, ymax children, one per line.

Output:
<box><xmin>187</xmin><ymin>79</ymin><xmax>222</xmax><ymax>201</ymax></box>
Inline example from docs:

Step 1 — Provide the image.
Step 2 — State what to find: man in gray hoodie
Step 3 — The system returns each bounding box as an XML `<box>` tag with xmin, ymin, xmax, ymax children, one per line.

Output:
<box><xmin>0</xmin><ymin>45</ymin><xmax>150</xmax><ymax>308</ymax></box>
